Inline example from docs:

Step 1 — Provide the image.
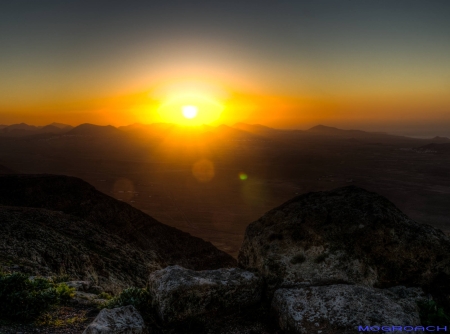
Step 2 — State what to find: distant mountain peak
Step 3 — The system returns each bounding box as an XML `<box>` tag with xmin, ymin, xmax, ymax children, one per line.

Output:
<box><xmin>232</xmin><ymin>122</ymin><xmax>277</xmax><ymax>135</ymax></box>
<box><xmin>49</xmin><ymin>122</ymin><xmax>73</xmax><ymax>129</ymax></box>
<box><xmin>76</xmin><ymin>123</ymin><xmax>116</xmax><ymax>128</ymax></box>
<box><xmin>432</xmin><ymin>136</ymin><xmax>450</xmax><ymax>141</ymax></box>
<box><xmin>4</xmin><ymin>123</ymin><xmax>37</xmax><ymax>130</ymax></box>
<box><xmin>233</xmin><ymin>122</ymin><xmax>274</xmax><ymax>129</ymax></box>
<box><xmin>307</xmin><ymin>125</ymin><xmax>340</xmax><ymax>132</ymax></box>
<box><xmin>67</xmin><ymin>123</ymin><xmax>121</xmax><ymax>135</ymax></box>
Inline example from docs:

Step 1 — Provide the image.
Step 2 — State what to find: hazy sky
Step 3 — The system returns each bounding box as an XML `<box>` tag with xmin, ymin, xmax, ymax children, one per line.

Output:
<box><xmin>1</xmin><ymin>1</ymin><xmax>449</xmax><ymax>135</ymax></box>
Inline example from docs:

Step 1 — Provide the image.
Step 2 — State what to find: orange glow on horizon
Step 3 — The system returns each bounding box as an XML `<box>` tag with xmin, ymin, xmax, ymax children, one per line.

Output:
<box><xmin>1</xmin><ymin>74</ymin><xmax>450</xmax><ymax>129</ymax></box>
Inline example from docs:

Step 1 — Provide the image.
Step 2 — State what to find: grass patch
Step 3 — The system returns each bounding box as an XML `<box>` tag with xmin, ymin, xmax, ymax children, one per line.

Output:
<box><xmin>98</xmin><ymin>292</ymin><xmax>112</xmax><ymax>300</ymax></box>
<box><xmin>35</xmin><ymin>310</ymin><xmax>87</xmax><ymax>327</ymax></box>
<box><xmin>418</xmin><ymin>299</ymin><xmax>450</xmax><ymax>326</ymax></box>
<box><xmin>51</xmin><ymin>274</ymin><xmax>71</xmax><ymax>284</ymax></box>
<box><xmin>0</xmin><ymin>272</ymin><xmax>75</xmax><ymax>322</ymax></box>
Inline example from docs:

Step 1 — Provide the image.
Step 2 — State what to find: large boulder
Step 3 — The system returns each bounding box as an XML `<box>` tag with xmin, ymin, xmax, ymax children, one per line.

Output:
<box><xmin>82</xmin><ymin>305</ymin><xmax>145</xmax><ymax>334</ymax></box>
<box><xmin>238</xmin><ymin>186</ymin><xmax>450</xmax><ymax>301</ymax></box>
<box><xmin>148</xmin><ymin>265</ymin><xmax>262</xmax><ymax>323</ymax></box>
<box><xmin>272</xmin><ymin>285</ymin><xmax>426</xmax><ymax>334</ymax></box>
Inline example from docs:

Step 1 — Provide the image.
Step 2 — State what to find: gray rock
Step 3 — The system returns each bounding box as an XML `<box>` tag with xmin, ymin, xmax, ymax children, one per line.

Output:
<box><xmin>28</xmin><ymin>275</ymin><xmax>52</xmax><ymax>281</ymax></box>
<box><xmin>82</xmin><ymin>305</ymin><xmax>145</xmax><ymax>334</ymax></box>
<box><xmin>272</xmin><ymin>285</ymin><xmax>426</xmax><ymax>334</ymax></box>
<box><xmin>89</xmin><ymin>285</ymin><xmax>104</xmax><ymax>294</ymax></box>
<box><xmin>238</xmin><ymin>186</ymin><xmax>450</xmax><ymax>299</ymax></box>
<box><xmin>74</xmin><ymin>291</ymin><xmax>107</xmax><ymax>306</ymax></box>
<box><xmin>74</xmin><ymin>291</ymin><xmax>100</xmax><ymax>300</ymax></box>
<box><xmin>66</xmin><ymin>280</ymin><xmax>91</xmax><ymax>291</ymax></box>
<box><xmin>148</xmin><ymin>265</ymin><xmax>262</xmax><ymax>323</ymax></box>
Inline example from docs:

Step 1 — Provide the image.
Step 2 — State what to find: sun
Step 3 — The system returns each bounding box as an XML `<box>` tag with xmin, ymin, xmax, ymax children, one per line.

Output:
<box><xmin>156</xmin><ymin>90</ymin><xmax>224</xmax><ymax>126</ymax></box>
<box><xmin>152</xmin><ymin>80</ymin><xmax>226</xmax><ymax>125</ymax></box>
<box><xmin>182</xmin><ymin>105</ymin><xmax>198</xmax><ymax>119</ymax></box>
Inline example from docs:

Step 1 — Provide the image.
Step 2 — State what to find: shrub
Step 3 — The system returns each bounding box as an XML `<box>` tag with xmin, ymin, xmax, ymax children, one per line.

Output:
<box><xmin>105</xmin><ymin>287</ymin><xmax>151</xmax><ymax>310</ymax></box>
<box><xmin>0</xmin><ymin>273</ymin><xmax>58</xmax><ymax>321</ymax></box>
<box><xmin>56</xmin><ymin>283</ymin><xmax>75</xmax><ymax>305</ymax></box>
<box><xmin>98</xmin><ymin>292</ymin><xmax>112</xmax><ymax>300</ymax></box>
<box><xmin>0</xmin><ymin>273</ymin><xmax>75</xmax><ymax>322</ymax></box>
<box><xmin>104</xmin><ymin>287</ymin><xmax>155</xmax><ymax>322</ymax></box>
<box><xmin>51</xmin><ymin>274</ymin><xmax>71</xmax><ymax>284</ymax></box>
<box><xmin>418</xmin><ymin>299</ymin><xmax>450</xmax><ymax>326</ymax></box>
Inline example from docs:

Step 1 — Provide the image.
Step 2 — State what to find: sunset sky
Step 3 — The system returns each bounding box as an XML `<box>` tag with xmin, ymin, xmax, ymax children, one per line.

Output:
<box><xmin>1</xmin><ymin>1</ymin><xmax>449</xmax><ymax>135</ymax></box>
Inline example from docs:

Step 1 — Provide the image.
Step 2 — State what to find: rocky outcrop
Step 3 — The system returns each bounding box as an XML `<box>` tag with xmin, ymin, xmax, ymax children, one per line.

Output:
<box><xmin>238</xmin><ymin>186</ymin><xmax>450</xmax><ymax>303</ymax></box>
<box><xmin>272</xmin><ymin>285</ymin><xmax>426</xmax><ymax>334</ymax></box>
<box><xmin>148</xmin><ymin>265</ymin><xmax>262</xmax><ymax>323</ymax></box>
<box><xmin>83</xmin><ymin>305</ymin><xmax>145</xmax><ymax>334</ymax></box>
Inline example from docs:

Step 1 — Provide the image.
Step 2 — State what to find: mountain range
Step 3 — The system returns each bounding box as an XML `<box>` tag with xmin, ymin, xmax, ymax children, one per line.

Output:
<box><xmin>0</xmin><ymin>122</ymin><xmax>73</xmax><ymax>137</ymax></box>
<box><xmin>1</xmin><ymin>122</ymin><xmax>449</xmax><ymax>144</ymax></box>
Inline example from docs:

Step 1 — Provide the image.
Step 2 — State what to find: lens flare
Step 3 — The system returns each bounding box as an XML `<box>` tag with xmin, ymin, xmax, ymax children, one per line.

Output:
<box><xmin>239</xmin><ymin>172</ymin><xmax>248</xmax><ymax>180</ymax></box>
<box><xmin>192</xmin><ymin>159</ymin><xmax>215</xmax><ymax>182</ymax></box>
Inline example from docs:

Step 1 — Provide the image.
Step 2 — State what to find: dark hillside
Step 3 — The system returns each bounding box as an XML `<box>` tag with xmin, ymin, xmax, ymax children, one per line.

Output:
<box><xmin>0</xmin><ymin>164</ymin><xmax>15</xmax><ymax>174</ymax></box>
<box><xmin>0</xmin><ymin>175</ymin><xmax>236</xmax><ymax>272</ymax></box>
<box><xmin>0</xmin><ymin>206</ymin><xmax>159</xmax><ymax>293</ymax></box>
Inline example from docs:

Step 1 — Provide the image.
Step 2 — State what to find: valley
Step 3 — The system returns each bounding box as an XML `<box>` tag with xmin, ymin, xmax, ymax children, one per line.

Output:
<box><xmin>1</xmin><ymin>123</ymin><xmax>449</xmax><ymax>257</ymax></box>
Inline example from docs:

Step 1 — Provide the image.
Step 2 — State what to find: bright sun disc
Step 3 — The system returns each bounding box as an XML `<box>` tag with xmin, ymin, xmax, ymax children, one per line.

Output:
<box><xmin>157</xmin><ymin>93</ymin><xmax>224</xmax><ymax>125</ymax></box>
<box><xmin>182</xmin><ymin>105</ymin><xmax>198</xmax><ymax>119</ymax></box>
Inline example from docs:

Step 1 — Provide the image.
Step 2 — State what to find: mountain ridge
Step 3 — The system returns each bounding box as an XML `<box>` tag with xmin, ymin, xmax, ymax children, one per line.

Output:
<box><xmin>0</xmin><ymin>121</ymin><xmax>449</xmax><ymax>141</ymax></box>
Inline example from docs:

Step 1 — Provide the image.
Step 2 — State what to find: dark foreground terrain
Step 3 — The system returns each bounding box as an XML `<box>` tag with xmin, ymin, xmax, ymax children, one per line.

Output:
<box><xmin>1</xmin><ymin>184</ymin><xmax>449</xmax><ymax>333</ymax></box>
